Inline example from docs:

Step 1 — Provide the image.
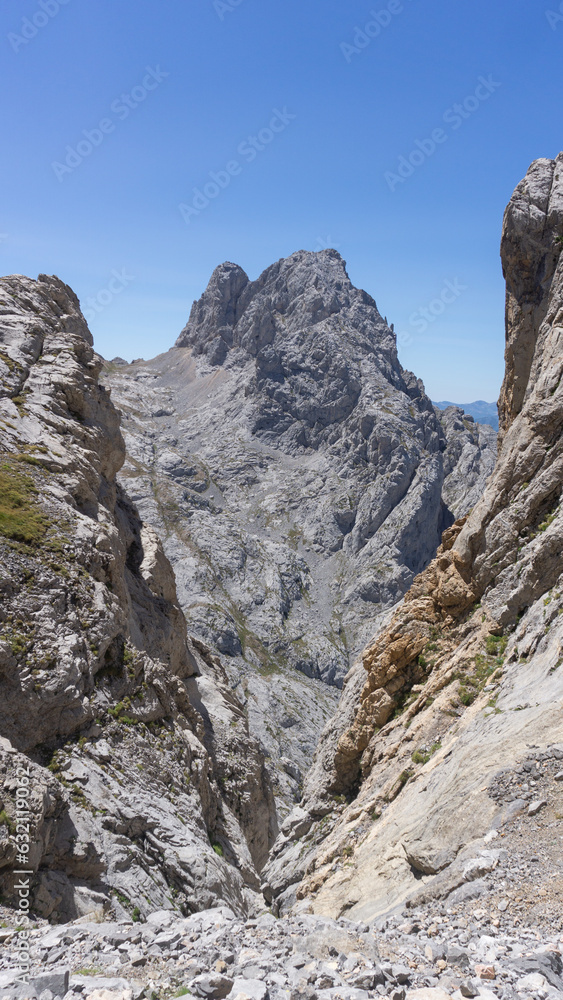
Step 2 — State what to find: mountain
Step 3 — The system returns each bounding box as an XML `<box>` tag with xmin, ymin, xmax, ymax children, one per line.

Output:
<box><xmin>101</xmin><ymin>249</ymin><xmax>496</xmax><ymax>813</ymax></box>
<box><xmin>0</xmin><ymin>274</ymin><xmax>276</xmax><ymax>921</ymax></box>
<box><xmin>263</xmin><ymin>154</ymin><xmax>563</xmax><ymax>928</ymax></box>
<box><xmin>0</xmin><ymin>256</ymin><xmax>494</xmax><ymax>923</ymax></box>
<box><xmin>0</xmin><ymin>156</ymin><xmax>562</xmax><ymax>1000</ymax></box>
<box><xmin>434</xmin><ymin>399</ymin><xmax>499</xmax><ymax>431</ymax></box>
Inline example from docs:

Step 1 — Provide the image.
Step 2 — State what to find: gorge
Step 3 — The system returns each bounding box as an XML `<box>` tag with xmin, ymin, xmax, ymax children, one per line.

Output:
<box><xmin>0</xmin><ymin>155</ymin><xmax>562</xmax><ymax>1000</ymax></box>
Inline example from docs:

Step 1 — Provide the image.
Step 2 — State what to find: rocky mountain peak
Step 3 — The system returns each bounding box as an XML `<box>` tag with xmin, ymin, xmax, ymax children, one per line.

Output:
<box><xmin>176</xmin><ymin>250</ymin><xmax>396</xmax><ymax>373</ymax></box>
<box><xmin>103</xmin><ymin>252</ymin><xmax>496</xmax><ymax>814</ymax></box>
<box><xmin>2</xmin><ymin>157</ymin><xmax>562</xmax><ymax>998</ymax></box>
<box><xmin>176</xmin><ymin>260</ymin><xmax>250</xmax><ymax>361</ymax></box>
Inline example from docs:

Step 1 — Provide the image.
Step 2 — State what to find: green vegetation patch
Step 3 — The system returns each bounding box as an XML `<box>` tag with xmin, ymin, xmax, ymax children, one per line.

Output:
<box><xmin>411</xmin><ymin>741</ymin><xmax>442</xmax><ymax>765</ymax></box>
<box><xmin>0</xmin><ymin>350</ymin><xmax>24</xmax><ymax>375</ymax></box>
<box><xmin>107</xmin><ymin>699</ymin><xmax>140</xmax><ymax>725</ymax></box>
<box><xmin>0</xmin><ymin>459</ymin><xmax>49</xmax><ymax>544</ymax></box>
<box><xmin>451</xmin><ymin>636</ymin><xmax>506</xmax><ymax>709</ymax></box>
<box><xmin>485</xmin><ymin>634</ymin><xmax>508</xmax><ymax>656</ymax></box>
<box><xmin>0</xmin><ymin>809</ymin><xmax>15</xmax><ymax>834</ymax></box>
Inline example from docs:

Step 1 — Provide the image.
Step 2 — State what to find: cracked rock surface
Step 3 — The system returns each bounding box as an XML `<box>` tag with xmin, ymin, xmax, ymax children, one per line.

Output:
<box><xmin>261</xmin><ymin>156</ymin><xmax>563</xmax><ymax>927</ymax></box>
<box><xmin>0</xmin><ymin>274</ymin><xmax>276</xmax><ymax>921</ymax></box>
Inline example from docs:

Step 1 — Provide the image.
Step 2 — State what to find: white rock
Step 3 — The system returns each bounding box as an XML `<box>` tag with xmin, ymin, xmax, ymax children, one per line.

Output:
<box><xmin>516</xmin><ymin>973</ymin><xmax>547</xmax><ymax>990</ymax></box>
<box><xmin>228</xmin><ymin>979</ymin><xmax>269</xmax><ymax>1000</ymax></box>
<box><xmin>407</xmin><ymin>990</ymin><xmax>453</xmax><ymax>1000</ymax></box>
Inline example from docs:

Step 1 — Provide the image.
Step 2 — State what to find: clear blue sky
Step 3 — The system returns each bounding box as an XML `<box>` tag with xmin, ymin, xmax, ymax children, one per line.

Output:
<box><xmin>1</xmin><ymin>0</ymin><xmax>561</xmax><ymax>401</ymax></box>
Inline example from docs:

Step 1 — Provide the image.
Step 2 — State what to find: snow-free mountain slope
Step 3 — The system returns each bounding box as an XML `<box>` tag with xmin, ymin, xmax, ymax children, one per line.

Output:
<box><xmin>434</xmin><ymin>400</ymin><xmax>499</xmax><ymax>431</ymax></box>
<box><xmin>103</xmin><ymin>250</ymin><xmax>496</xmax><ymax>811</ymax></box>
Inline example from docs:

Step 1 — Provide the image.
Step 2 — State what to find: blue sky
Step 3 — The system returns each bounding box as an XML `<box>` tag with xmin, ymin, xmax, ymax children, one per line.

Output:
<box><xmin>1</xmin><ymin>0</ymin><xmax>561</xmax><ymax>401</ymax></box>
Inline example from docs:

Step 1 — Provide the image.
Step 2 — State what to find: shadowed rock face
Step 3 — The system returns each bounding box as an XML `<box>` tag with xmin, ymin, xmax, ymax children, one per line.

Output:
<box><xmin>0</xmin><ymin>274</ymin><xmax>277</xmax><ymax>922</ymax></box>
<box><xmin>104</xmin><ymin>250</ymin><xmax>495</xmax><ymax>813</ymax></box>
<box><xmin>262</xmin><ymin>155</ymin><xmax>563</xmax><ymax>922</ymax></box>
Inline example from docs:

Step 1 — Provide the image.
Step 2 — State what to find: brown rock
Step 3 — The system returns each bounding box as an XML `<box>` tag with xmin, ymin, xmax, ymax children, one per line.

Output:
<box><xmin>474</xmin><ymin>965</ymin><xmax>496</xmax><ymax>981</ymax></box>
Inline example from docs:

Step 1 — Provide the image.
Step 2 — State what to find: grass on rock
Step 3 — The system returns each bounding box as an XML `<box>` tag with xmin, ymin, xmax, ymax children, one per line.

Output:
<box><xmin>0</xmin><ymin>459</ymin><xmax>49</xmax><ymax>544</ymax></box>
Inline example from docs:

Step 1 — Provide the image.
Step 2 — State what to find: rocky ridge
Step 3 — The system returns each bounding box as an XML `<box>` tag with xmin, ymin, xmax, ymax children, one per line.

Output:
<box><xmin>102</xmin><ymin>251</ymin><xmax>495</xmax><ymax>812</ymax></box>
<box><xmin>262</xmin><ymin>156</ymin><xmax>563</xmax><ymax>929</ymax></box>
<box><xmin>0</xmin><ymin>274</ymin><xmax>276</xmax><ymax>922</ymax></box>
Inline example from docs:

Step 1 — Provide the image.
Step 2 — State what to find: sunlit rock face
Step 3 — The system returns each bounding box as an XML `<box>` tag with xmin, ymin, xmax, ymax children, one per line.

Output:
<box><xmin>104</xmin><ymin>249</ymin><xmax>495</xmax><ymax>812</ymax></box>
<box><xmin>0</xmin><ymin>273</ymin><xmax>276</xmax><ymax>921</ymax></box>
<box><xmin>262</xmin><ymin>156</ymin><xmax>563</xmax><ymax>922</ymax></box>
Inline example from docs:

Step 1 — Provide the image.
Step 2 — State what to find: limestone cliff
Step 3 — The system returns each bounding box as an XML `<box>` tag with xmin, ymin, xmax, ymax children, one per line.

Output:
<box><xmin>263</xmin><ymin>155</ymin><xmax>563</xmax><ymax>921</ymax></box>
<box><xmin>0</xmin><ymin>274</ymin><xmax>276</xmax><ymax>922</ymax></box>
<box><xmin>102</xmin><ymin>251</ymin><xmax>495</xmax><ymax>813</ymax></box>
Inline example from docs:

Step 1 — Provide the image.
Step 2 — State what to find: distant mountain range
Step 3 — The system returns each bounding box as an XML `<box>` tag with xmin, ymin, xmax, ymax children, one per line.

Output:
<box><xmin>433</xmin><ymin>399</ymin><xmax>499</xmax><ymax>431</ymax></box>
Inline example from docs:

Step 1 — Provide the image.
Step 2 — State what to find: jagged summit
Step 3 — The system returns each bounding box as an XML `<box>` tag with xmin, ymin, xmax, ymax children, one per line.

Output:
<box><xmin>174</xmin><ymin>250</ymin><xmax>423</xmax><ymax>455</ymax></box>
<box><xmin>103</xmin><ymin>251</ymin><xmax>496</xmax><ymax>811</ymax></box>
<box><xmin>175</xmin><ymin>249</ymin><xmax>395</xmax><ymax>372</ymax></box>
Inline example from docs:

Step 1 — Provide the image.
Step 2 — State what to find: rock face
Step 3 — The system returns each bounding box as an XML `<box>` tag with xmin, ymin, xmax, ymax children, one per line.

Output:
<box><xmin>437</xmin><ymin>408</ymin><xmax>497</xmax><ymax>517</ymax></box>
<box><xmin>0</xmin><ymin>274</ymin><xmax>276</xmax><ymax>921</ymax></box>
<box><xmin>262</xmin><ymin>156</ymin><xmax>563</xmax><ymax>920</ymax></box>
<box><xmin>103</xmin><ymin>250</ymin><xmax>495</xmax><ymax>812</ymax></box>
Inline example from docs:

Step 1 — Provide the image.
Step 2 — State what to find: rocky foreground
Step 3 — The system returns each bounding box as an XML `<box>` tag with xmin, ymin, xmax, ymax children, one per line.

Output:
<box><xmin>1</xmin><ymin>899</ymin><xmax>562</xmax><ymax>1000</ymax></box>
